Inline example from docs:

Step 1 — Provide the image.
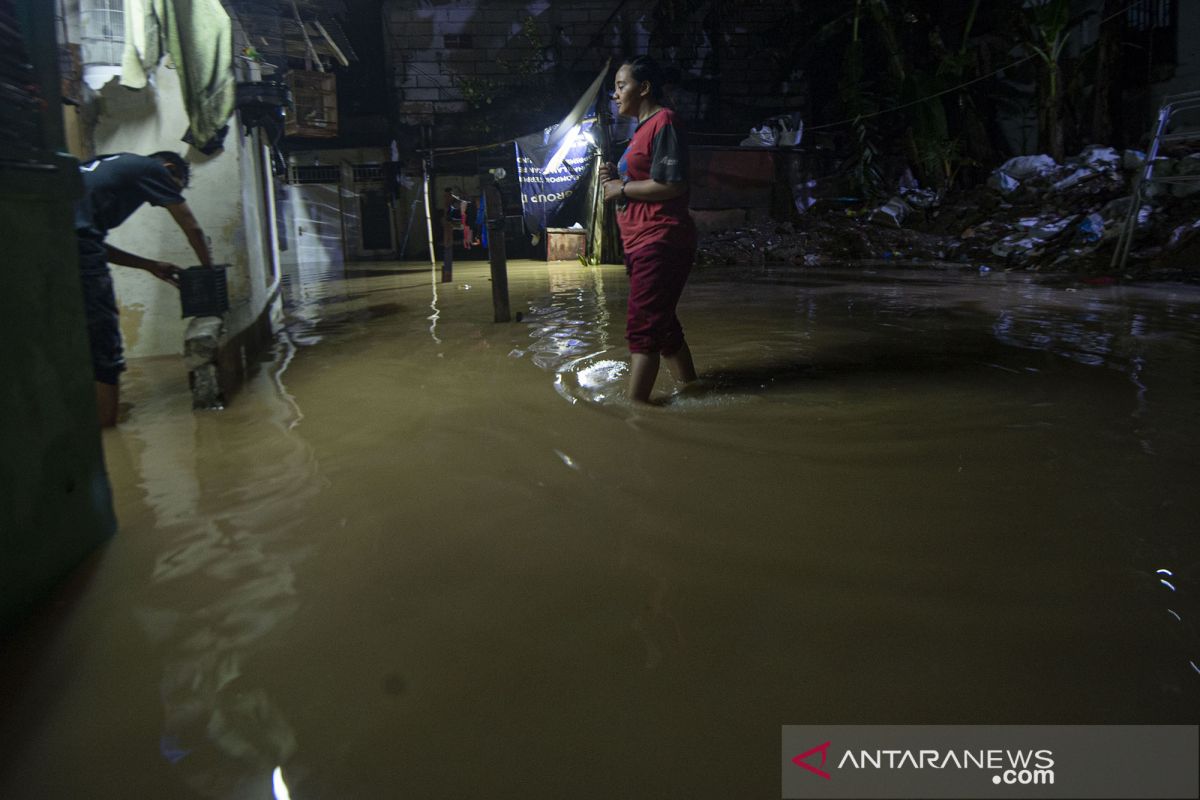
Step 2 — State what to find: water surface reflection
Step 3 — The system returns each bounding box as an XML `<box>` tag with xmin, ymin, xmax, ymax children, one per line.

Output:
<box><xmin>1</xmin><ymin>262</ymin><xmax>1196</xmax><ymax>799</ymax></box>
<box><xmin>127</xmin><ymin>334</ymin><xmax>328</xmax><ymax>798</ymax></box>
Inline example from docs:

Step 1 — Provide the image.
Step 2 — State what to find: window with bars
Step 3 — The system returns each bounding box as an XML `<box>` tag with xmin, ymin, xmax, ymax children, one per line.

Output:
<box><xmin>1123</xmin><ymin>0</ymin><xmax>1177</xmax><ymax>82</ymax></box>
<box><xmin>352</xmin><ymin>164</ymin><xmax>384</xmax><ymax>182</ymax></box>
<box><xmin>290</xmin><ymin>165</ymin><xmax>341</xmax><ymax>184</ymax></box>
<box><xmin>79</xmin><ymin>0</ymin><xmax>124</xmax><ymax>67</ymax></box>
<box><xmin>1126</xmin><ymin>0</ymin><xmax>1173</xmax><ymax>31</ymax></box>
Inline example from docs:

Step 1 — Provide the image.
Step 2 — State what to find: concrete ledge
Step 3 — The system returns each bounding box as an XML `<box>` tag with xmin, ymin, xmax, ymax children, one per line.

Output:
<box><xmin>185</xmin><ymin>316</ymin><xmax>226</xmax><ymax>409</ymax></box>
<box><xmin>183</xmin><ymin>292</ymin><xmax>279</xmax><ymax>412</ymax></box>
<box><xmin>214</xmin><ymin>293</ymin><xmax>280</xmax><ymax>405</ymax></box>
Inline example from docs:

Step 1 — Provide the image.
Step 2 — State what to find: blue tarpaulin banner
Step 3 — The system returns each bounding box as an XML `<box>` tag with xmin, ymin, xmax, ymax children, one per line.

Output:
<box><xmin>514</xmin><ymin>120</ymin><xmax>594</xmax><ymax>234</ymax></box>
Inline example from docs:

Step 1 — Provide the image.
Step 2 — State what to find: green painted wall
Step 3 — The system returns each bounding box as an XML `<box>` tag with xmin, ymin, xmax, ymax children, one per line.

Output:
<box><xmin>0</xmin><ymin>157</ymin><xmax>118</xmax><ymax>633</ymax></box>
<box><xmin>1</xmin><ymin>0</ymin><xmax>116</xmax><ymax>633</ymax></box>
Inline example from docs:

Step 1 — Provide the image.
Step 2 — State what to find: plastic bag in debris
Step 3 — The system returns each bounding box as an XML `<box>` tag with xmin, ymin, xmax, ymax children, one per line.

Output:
<box><xmin>740</xmin><ymin>126</ymin><xmax>776</xmax><ymax>147</ymax></box>
<box><xmin>991</xmin><ymin>235</ymin><xmax>1042</xmax><ymax>259</ymax></box>
<box><xmin>739</xmin><ymin>113</ymin><xmax>803</xmax><ymax>148</ymax></box>
<box><xmin>776</xmin><ymin>114</ymin><xmax>803</xmax><ymax>147</ymax></box>
<box><xmin>988</xmin><ymin>170</ymin><xmax>1020</xmax><ymax>194</ymax></box>
<box><xmin>1052</xmin><ymin>167</ymin><xmax>1099</xmax><ymax>192</ymax></box>
<box><xmin>997</xmin><ymin>154</ymin><xmax>1059</xmax><ymax>180</ymax></box>
<box><xmin>1077</xmin><ymin>145</ymin><xmax>1120</xmax><ymax>170</ymax></box>
<box><xmin>900</xmin><ymin>187</ymin><xmax>939</xmax><ymax>209</ymax></box>
<box><xmin>792</xmin><ymin>176</ymin><xmax>818</xmax><ymax>213</ymax></box>
<box><xmin>990</xmin><ymin>214</ymin><xmax>1077</xmax><ymax>259</ymax></box>
<box><xmin>1017</xmin><ymin>215</ymin><xmax>1076</xmax><ymax>240</ymax></box>
<box><xmin>869</xmin><ymin>196</ymin><xmax>913</xmax><ymax>227</ymax></box>
<box><xmin>1078</xmin><ymin>213</ymin><xmax>1105</xmax><ymax>243</ymax></box>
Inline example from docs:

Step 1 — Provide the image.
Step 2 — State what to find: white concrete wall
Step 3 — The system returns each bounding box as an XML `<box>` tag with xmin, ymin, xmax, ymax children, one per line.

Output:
<box><xmin>90</xmin><ymin>67</ymin><xmax>277</xmax><ymax>359</ymax></box>
<box><xmin>284</xmin><ymin>146</ymin><xmax>393</xmax><ymax>260</ymax></box>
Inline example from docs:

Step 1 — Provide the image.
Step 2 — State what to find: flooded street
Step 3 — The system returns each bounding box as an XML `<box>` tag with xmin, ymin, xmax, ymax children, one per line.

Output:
<box><xmin>2</xmin><ymin>260</ymin><xmax>1198</xmax><ymax>799</ymax></box>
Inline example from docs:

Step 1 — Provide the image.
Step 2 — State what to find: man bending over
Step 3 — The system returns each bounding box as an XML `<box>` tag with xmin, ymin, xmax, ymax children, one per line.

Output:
<box><xmin>74</xmin><ymin>151</ymin><xmax>213</xmax><ymax>426</ymax></box>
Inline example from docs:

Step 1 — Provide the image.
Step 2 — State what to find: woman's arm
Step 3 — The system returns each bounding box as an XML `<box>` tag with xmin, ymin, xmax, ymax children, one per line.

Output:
<box><xmin>603</xmin><ymin>178</ymin><xmax>687</xmax><ymax>203</ymax></box>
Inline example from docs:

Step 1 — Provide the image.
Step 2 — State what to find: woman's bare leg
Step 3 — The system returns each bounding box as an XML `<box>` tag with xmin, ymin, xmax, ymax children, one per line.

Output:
<box><xmin>663</xmin><ymin>340</ymin><xmax>697</xmax><ymax>384</ymax></box>
<box><xmin>629</xmin><ymin>352</ymin><xmax>660</xmax><ymax>403</ymax></box>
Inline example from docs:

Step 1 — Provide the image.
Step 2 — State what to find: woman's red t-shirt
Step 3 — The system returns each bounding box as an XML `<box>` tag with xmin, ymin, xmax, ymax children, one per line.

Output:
<box><xmin>616</xmin><ymin>108</ymin><xmax>696</xmax><ymax>254</ymax></box>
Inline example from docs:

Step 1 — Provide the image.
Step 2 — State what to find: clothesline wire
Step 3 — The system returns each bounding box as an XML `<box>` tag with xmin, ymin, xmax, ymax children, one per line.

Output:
<box><xmin>405</xmin><ymin>62</ymin><xmax>452</xmax><ymax>87</ymax></box>
<box><xmin>425</xmin><ymin>139</ymin><xmax>517</xmax><ymax>156</ymax></box>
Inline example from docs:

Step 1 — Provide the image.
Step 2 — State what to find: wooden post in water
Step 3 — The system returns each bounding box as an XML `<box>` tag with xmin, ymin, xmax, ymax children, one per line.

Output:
<box><xmin>422</xmin><ymin>154</ymin><xmax>436</xmax><ymax>267</ymax></box>
<box><xmin>484</xmin><ymin>182</ymin><xmax>510</xmax><ymax>322</ymax></box>
<box><xmin>441</xmin><ymin>191</ymin><xmax>454</xmax><ymax>283</ymax></box>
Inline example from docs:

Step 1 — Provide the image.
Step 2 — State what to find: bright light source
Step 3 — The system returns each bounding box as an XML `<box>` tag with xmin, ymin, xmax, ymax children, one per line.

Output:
<box><xmin>543</xmin><ymin>124</ymin><xmax>582</xmax><ymax>174</ymax></box>
<box><xmin>273</xmin><ymin>767</ymin><xmax>292</xmax><ymax>800</ymax></box>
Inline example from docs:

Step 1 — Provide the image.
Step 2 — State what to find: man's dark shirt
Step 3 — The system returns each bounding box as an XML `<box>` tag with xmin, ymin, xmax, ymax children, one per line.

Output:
<box><xmin>74</xmin><ymin>153</ymin><xmax>184</xmax><ymax>240</ymax></box>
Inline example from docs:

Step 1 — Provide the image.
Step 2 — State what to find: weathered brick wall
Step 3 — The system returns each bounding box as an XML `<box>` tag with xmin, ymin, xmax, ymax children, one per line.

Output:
<box><xmin>382</xmin><ymin>0</ymin><xmax>806</xmax><ymax>144</ymax></box>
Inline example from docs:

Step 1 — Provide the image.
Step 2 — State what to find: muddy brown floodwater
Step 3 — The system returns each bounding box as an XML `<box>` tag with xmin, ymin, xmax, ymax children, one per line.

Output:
<box><xmin>2</xmin><ymin>260</ymin><xmax>1198</xmax><ymax>799</ymax></box>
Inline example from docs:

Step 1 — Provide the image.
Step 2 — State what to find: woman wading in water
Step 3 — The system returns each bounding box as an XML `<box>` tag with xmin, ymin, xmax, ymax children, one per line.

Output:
<box><xmin>600</xmin><ymin>56</ymin><xmax>698</xmax><ymax>404</ymax></box>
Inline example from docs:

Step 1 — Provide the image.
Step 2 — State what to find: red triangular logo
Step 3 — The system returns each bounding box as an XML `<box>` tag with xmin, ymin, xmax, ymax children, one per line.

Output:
<box><xmin>791</xmin><ymin>741</ymin><xmax>832</xmax><ymax>780</ymax></box>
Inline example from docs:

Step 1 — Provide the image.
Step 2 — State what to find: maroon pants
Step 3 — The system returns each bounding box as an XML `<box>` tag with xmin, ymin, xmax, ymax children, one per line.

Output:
<box><xmin>624</xmin><ymin>240</ymin><xmax>694</xmax><ymax>355</ymax></box>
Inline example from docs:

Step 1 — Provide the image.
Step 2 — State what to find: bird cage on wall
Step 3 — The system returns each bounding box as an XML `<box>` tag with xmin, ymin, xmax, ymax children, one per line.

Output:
<box><xmin>284</xmin><ymin>70</ymin><xmax>338</xmax><ymax>138</ymax></box>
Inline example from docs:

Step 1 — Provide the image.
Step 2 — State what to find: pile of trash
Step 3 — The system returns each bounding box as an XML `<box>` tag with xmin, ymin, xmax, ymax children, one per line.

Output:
<box><xmin>696</xmin><ymin>143</ymin><xmax>1200</xmax><ymax>279</ymax></box>
<box><xmin>739</xmin><ymin>112</ymin><xmax>804</xmax><ymax>148</ymax></box>
<box><xmin>695</xmin><ymin>215</ymin><xmax>954</xmax><ymax>268</ymax></box>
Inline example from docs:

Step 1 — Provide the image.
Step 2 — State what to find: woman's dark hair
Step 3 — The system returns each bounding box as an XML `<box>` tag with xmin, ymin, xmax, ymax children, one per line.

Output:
<box><xmin>152</xmin><ymin>151</ymin><xmax>190</xmax><ymax>188</ymax></box>
<box><xmin>621</xmin><ymin>55</ymin><xmax>671</xmax><ymax>105</ymax></box>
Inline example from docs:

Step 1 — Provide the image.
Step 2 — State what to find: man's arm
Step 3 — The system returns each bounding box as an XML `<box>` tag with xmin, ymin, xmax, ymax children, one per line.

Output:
<box><xmin>165</xmin><ymin>201</ymin><xmax>213</xmax><ymax>266</ymax></box>
<box><xmin>104</xmin><ymin>245</ymin><xmax>182</xmax><ymax>287</ymax></box>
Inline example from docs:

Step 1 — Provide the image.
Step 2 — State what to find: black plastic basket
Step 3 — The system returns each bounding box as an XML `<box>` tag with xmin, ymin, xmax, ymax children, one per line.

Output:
<box><xmin>179</xmin><ymin>265</ymin><xmax>229</xmax><ymax>318</ymax></box>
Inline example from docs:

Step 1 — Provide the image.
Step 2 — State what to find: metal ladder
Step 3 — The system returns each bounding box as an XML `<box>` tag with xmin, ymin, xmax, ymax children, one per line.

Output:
<box><xmin>1111</xmin><ymin>89</ymin><xmax>1200</xmax><ymax>272</ymax></box>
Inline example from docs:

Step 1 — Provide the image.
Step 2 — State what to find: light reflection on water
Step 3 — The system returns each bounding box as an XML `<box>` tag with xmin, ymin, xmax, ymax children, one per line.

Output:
<box><xmin>2</xmin><ymin>262</ymin><xmax>1197</xmax><ymax>799</ymax></box>
<box><xmin>112</xmin><ymin>316</ymin><xmax>329</xmax><ymax>798</ymax></box>
<box><xmin>523</xmin><ymin>268</ymin><xmax>621</xmax><ymax>404</ymax></box>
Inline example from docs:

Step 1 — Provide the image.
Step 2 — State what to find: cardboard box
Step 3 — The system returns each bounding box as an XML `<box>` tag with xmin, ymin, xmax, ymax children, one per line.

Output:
<box><xmin>546</xmin><ymin>227</ymin><xmax>587</xmax><ymax>261</ymax></box>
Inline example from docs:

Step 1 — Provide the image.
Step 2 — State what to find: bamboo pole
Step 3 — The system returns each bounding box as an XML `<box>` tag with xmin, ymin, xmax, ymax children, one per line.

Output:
<box><xmin>422</xmin><ymin>155</ymin><xmax>435</xmax><ymax>267</ymax></box>
<box><xmin>290</xmin><ymin>1</ymin><xmax>323</xmax><ymax>72</ymax></box>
